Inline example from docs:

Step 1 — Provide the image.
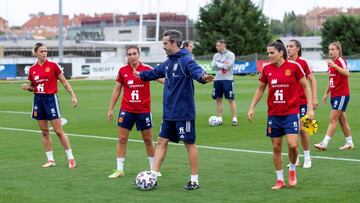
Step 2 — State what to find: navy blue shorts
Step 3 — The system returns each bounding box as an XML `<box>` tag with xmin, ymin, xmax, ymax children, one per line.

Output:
<box><xmin>32</xmin><ymin>94</ymin><xmax>61</xmax><ymax>120</ymax></box>
<box><xmin>299</xmin><ymin>104</ymin><xmax>307</xmax><ymax>118</ymax></box>
<box><xmin>330</xmin><ymin>96</ymin><xmax>350</xmax><ymax>112</ymax></box>
<box><xmin>266</xmin><ymin>114</ymin><xmax>300</xmax><ymax>137</ymax></box>
<box><xmin>117</xmin><ymin>111</ymin><xmax>152</xmax><ymax>131</ymax></box>
<box><xmin>159</xmin><ymin>120</ymin><xmax>196</xmax><ymax>144</ymax></box>
<box><xmin>212</xmin><ymin>80</ymin><xmax>235</xmax><ymax>100</ymax></box>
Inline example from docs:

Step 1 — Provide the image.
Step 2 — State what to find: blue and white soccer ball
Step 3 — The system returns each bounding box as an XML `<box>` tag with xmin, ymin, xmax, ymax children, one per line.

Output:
<box><xmin>208</xmin><ymin>116</ymin><xmax>220</xmax><ymax>126</ymax></box>
<box><xmin>135</xmin><ymin>171</ymin><xmax>157</xmax><ymax>190</ymax></box>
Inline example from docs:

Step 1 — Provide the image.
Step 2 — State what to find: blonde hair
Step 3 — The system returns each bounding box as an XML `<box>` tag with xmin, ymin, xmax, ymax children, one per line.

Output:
<box><xmin>329</xmin><ymin>41</ymin><xmax>342</xmax><ymax>57</ymax></box>
<box><xmin>32</xmin><ymin>42</ymin><xmax>46</xmax><ymax>56</ymax></box>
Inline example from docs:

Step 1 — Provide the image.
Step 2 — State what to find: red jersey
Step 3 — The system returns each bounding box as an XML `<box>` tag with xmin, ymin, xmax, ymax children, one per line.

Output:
<box><xmin>116</xmin><ymin>63</ymin><xmax>152</xmax><ymax>113</ymax></box>
<box><xmin>28</xmin><ymin>60</ymin><xmax>62</xmax><ymax>94</ymax></box>
<box><xmin>328</xmin><ymin>57</ymin><xmax>350</xmax><ymax>97</ymax></box>
<box><xmin>294</xmin><ymin>57</ymin><xmax>312</xmax><ymax>105</ymax></box>
<box><xmin>259</xmin><ymin>60</ymin><xmax>305</xmax><ymax>116</ymax></box>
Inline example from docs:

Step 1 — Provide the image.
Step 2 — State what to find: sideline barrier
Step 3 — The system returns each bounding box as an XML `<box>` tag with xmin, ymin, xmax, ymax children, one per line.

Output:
<box><xmin>0</xmin><ymin>64</ymin><xmax>16</xmax><ymax>79</ymax></box>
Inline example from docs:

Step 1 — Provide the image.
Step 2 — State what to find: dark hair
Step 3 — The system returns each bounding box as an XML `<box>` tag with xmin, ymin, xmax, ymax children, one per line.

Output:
<box><xmin>163</xmin><ymin>30</ymin><xmax>183</xmax><ymax>47</ymax></box>
<box><xmin>267</xmin><ymin>39</ymin><xmax>287</xmax><ymax>60</ymax></box>
<box><xmin>33</xmin><ymin>42</ymin><xmax>46</xmax><ymax>55</ymax></box>
<box><xmin>329</xmin><ymin>41</ymin><xmax>342</xmax><ymax>57</ymax></box>
<box><xmin>125</xmin><ymin>45</ymin><xmax>140</xmax><ymax>54</ymax></box>
<box><xmin>289</xmin><ymin>39</ymin><xmax>302</xmax><ymax>57</ymax></box>
<box><xmin>217</xmin><ymin>39</ymin><xmax>227</xmax><ymax>47</ymax></box>
<box><xmin>181</xmin><ymin>40</ymin><xmax>192</xmax><ymax>48</ymax></box>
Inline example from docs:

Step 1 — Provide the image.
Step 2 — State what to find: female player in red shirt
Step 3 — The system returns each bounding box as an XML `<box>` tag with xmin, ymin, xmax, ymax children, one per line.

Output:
<box><xmin>287</xmin><ymin>39</ymin><xmax>318</xmax><ymax>168</ymax></box>
<box><xmin>107</xmin><ymin>46</ymin><xmax>163</xmax><ymax>178</ymax></box>
<box><xmin>248</xmin><ymin>40</ymin><xmax>314</xmax><ymax>190</ymax></box>
<box><xmin>314</xmin><ymin>41</ymin><xmax>354</xmax><ymax>151</ymax></box>
<box><xmin>21</xmin><ymin>42</ymin><xmax>78</xmax><ymax>169</ymax></box>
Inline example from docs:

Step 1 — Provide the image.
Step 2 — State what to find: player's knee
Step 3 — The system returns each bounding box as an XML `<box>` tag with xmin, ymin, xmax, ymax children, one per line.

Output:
<box><xmin>329</xmin><ymin>117</ymin><xmax>338</xmax><ymax>124</ymax></box>
<box><xmin>41</xmin><ymin>129</ymin><xmax>50</xmax><ymax>136</ymax></box>
<box><xmin>272</xmin><ymin>144</ymin><xmax>282</xmax><ymax>153</ymax></box>
<box><xmin>288</xmin><ymin>143</ymin><xmax>298</xmax><ymax>150</ymax></box>
<box><xmin>118</xmin><ymin>137</ymin><xmax>128</xmax><ymax>145</ymax></box>
<box><xmin>143</xmin><ymin>137</ymin><xmax>153</xmax><ymax>146</ymax></box>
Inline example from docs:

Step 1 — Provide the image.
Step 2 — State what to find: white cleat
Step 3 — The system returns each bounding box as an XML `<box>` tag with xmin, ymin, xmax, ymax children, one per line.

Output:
<box><xmin>314</xmin><ymin>142</ymin><xmax>327</xmax><ymax>151</ymax></box>
<box><xmin>41</xmin><ymin>160</ymin><xmax>56</xmax><ymax>168</ymax></box>
<box><xmin>339</xmin><ymin>143</ymin><xmax>354</xmax><ymax>150</ymax></box>
<box><xmin>303</xmin><ymin>158</ymin><xmax>312</xmax><ymax>168</ymax></box>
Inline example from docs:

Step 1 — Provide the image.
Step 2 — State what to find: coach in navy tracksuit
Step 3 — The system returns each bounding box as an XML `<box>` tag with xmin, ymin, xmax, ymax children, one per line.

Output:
<box><xmin>136</xmin><ymin>30</ymin><xmax>214</xmax><ymax>190</ymax></box>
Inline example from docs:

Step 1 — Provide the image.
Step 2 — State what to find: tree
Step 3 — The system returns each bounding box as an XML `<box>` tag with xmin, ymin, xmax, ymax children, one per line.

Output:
<box><xmin>194</xmin><ymin>0</ymin><xmax>271</xmax><ymax>56</ymax></box>
<box><xmin>282</xmin><ymin>11</ymin><xmax>305</xmax><ymax>36</ymax></box>
<box><xmin>270</xmin><ymin>19</ymin><xmax>284</xmax><ymax>36</ymax></box>
<box><xmin>321</xmin><ymin>14</ymin><xmax>360</xmax><ymax>56</ymax></box>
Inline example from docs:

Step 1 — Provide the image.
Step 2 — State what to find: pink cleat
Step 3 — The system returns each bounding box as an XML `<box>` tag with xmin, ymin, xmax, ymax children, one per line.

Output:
<box><xmin>69</xmin><ymin>159</ymin><xmax>76</xmax><ymax>169</ymax></box>
<box><xmin>271</xmin><ymin>180</ymin><xmax>286</xmax><ymax>190</ymax></box>
<box><xmin>288</xmin><ymin>170</ymin><xmax>297</xmax><ymax>187</ymax></box>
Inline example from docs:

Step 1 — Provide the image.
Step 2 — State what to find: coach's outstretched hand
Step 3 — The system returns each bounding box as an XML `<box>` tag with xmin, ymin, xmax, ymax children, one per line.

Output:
<box><xmin>202</xmin><ymin>74</ymin><xmax>214</xmax><ymax>83</ymax></box>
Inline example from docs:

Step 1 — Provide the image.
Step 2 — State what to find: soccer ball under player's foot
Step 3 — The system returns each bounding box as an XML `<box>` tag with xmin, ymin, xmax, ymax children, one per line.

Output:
<box><xmin>135</xmin><ymin>171</ymin><xmax>157</xmax><ymax>190</ymax></box>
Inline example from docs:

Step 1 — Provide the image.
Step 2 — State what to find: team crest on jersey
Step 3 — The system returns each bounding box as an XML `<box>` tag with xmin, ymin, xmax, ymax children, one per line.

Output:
<box><xmin>285</xmin><ymin>69</ymin><xmax>291</xmax><ymax>76</ymax></box>
<box><xmin>173</xmin><ymin>63</ymin><xmax>178</xmax><ymax>71</ymax></box>
<box><xmin>45</xmin><ymin>67</ymin><xmax>50</xmax><ymax>72</ymax></box>
<box><xmin>271</xmin><ymin>79</ymin><xmax>277</xmax><ymax>85</ymax></box>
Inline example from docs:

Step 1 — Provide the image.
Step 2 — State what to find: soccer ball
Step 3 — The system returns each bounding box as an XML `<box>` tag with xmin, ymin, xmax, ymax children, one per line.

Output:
<box><xmin>208</xmin><ymin>116</ymin><xmax>219</xmax><ymax>126</ymax></box>
<box><xmin>135</xmin><ymin>171</ymin><xmax>157</xmax><ymax>190</ymax></box>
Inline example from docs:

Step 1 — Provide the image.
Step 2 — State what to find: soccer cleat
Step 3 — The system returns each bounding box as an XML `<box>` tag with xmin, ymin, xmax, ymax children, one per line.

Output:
<box><xmin>232</xmin><ymin>120</ymin><xmax>238</xmax><ymax>126</ymax></box>
<box><xmin>288</xmin><ymin>170</ymin><xmax>297</xmax><ymax>187</ymax></box>
<box><xmin>303</xmin><ymin>158</ymin><xmax>312</xmax><ymax>169</ymax></box>
<box><xmin>68</xmin><ymin>159</ymin><xmax>76</xmax><ymax>169</ymax></box>
<box><xmin>271</xmin><ymin>180</ymin><xmax>286</xmax><ymax>190</ymax></box>
<box><xmin>339</xmin><ymin>143</ymin><xmax>354</xmax><ymax>150</ymax></box>
<box><xmin>41</xmin><ymin>160</ymin><xmax>56</xmax><ymax>168</ymax></box>
<box><xmin>108</xmin><ymin>170</ymin><xmax>125</xmax><ymax>178</ymax></box>
<box><xmin>314</xmin><ymin>142</ymin><xmax>327</xmax><ymax>151</ymax></box>
<box><xmin>184</xmin><ymin>181</ymin><xmax>200</xmax><ymax>190</ymax></box>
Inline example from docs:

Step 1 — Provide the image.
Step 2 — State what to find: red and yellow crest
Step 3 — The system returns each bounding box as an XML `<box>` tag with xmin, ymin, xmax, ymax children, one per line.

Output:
<box><xmin>34</xmin><ymin>111</ymin><xmax>38</xmax><ymax>117</ymax></box>
<box><xmin>118</xmin><ymin>117</ymin><xmax>123</xmax><ymax>123</ymax></box>
<box><xmin>45</xmin><ymin>67</ymin><xmax>50</xmax><ymax>72</ymax></box>
<box><xmin>285</xmin><ymin>69</ymin><xmax>291</xmax><ymax>76</ymax></box>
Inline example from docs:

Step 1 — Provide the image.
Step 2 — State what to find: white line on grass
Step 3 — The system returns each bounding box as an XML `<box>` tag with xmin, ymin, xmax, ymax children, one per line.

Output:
<box><xmin>1</xmin><ymin>126</ymin><xmax>360</xmax><ymax>163</ymax></box>
<box><xmin>0</xmin><ymin>111</ymin><xmax>31</xmax><ymax>115</ymax></box>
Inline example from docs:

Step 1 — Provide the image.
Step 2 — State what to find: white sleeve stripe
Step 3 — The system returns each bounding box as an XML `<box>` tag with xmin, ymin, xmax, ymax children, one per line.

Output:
<box><xmin>338</xmin><ymin>58</ymin><xmax>348</xmax><ymax>69</ymax></box>
<box><xmin>299</xmin><ymin>57</ymin><xmax>312</xmax><ymax>72</ymax></box>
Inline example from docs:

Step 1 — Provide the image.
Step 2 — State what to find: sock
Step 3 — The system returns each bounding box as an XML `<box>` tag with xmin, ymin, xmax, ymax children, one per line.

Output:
<box><xmin>322</xmin><ymin>135</ymin><xmax>332</xmax><ymax>146</ymax></box>
<box><xmin>217</xmin><ymin>117</ymin><xmax>223</xmax><ymax>123</ymax></box>
<box><xmin>65</xmin><ymin>149</ymin><xmax>74</xmax><ymax>160</ymax></box>
<box><xmin>46</xmin><ymin>151</ymin><xmax>54</xmax><ymax>161</ymax></box>
<box><xmin>303</xmin><ymin>150</ymin><xmax>310</xmax><ymax>160</ymax></box>
<box><xmin>345</xmin><ymin>136</ymin><xmax>353</xmax><ymax>145</ymax></box>
<box><xmin>289</xmin><ymin>164</ymin><xmax>296</xmax><ymax>171</ymax></box>
<box><xmin>232</xmin><ymin>117</ymin><xmax>237</xmax><ymax>122</ymax></box>
<box><xmin>151</xmin><ymin>170</ymin><xmax>159</xmax><ymax>179</ymax></box>
<box><xmin>190</xmin><ymin>174</ymin><xmax>199</xmax><ymax>183</ymax></box>
<box><xmin>148</xmin><ymin>157</ymin><xmax>154</xmax><ymax>169</ymax></box>
<box><xmin>275</xmin><ymin>170</ymin><xmax>284</xmax><ymax>181</ymax></box>
<box><xmin>117</xmin><ymin>157</ymin><xmax>125</xmax><ymax>171</ymax></box>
